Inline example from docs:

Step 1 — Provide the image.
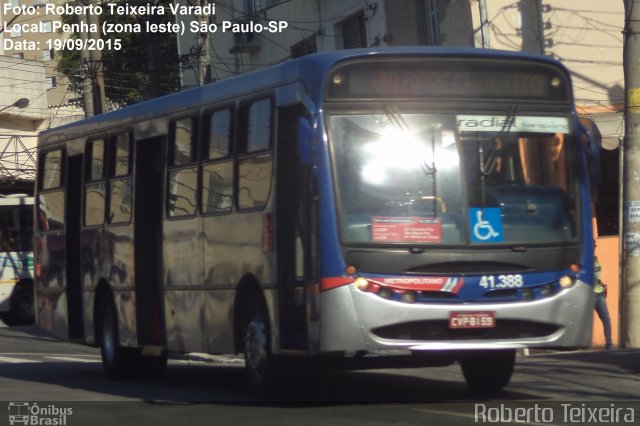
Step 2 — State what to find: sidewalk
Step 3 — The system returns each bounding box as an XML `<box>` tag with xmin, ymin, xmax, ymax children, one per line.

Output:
<box><xmin>519</xmin><ymin>347</ymin><xmax>640</xmax><ymax>373</ymax></box>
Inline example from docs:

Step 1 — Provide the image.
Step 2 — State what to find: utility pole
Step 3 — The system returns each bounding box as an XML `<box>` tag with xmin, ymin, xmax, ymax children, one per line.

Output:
<box><xmin>478</xmin><ymin>0</ymin><xmax>491</xmax><ymax>48</ymax></box>
<box><xmin>197</xmin><ymin>0</ymin><xmax>212</xmax><ymax>85</ymax></box>
<box><xmin>79</xmin><ymin>16</ymin><xmax>93</xmax><ymax>118</ymax></box>
<box><xmin>622</xmin><ymin>0</ymin><xmax>640</xmax><ymax>348</ymax></box>
<box><xmin>80</xmin><ymin>0</ymin><xmax>105</xmax><ymax>117</ymax></box>
<box><xmin>88</xmin><ymin>4</ymin><xmax>105</xmax><ymax>114</ymax></box>
<box><xmin>519</xmin><ymin>0</ymin><xmax>544</xmax><ymax>54</ymax></box>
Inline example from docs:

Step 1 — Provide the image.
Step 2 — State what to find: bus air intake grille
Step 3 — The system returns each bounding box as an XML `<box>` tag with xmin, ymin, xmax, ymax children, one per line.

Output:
<box><xmin>371</xmin><ymin>320</ymin><xmax>559</xmax><ymax>341</ymax></box>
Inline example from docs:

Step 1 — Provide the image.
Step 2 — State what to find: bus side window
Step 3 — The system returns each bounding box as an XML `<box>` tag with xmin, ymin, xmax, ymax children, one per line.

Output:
<box><xmin>37</xmin><ymin>149</ymin><xmax>65</xmax><ymax>232</ymax></box>
<box><xmin>201</xmin><ymin>108</ymin><xmax>234</xmax><ymax>214</ymax></box>
<box><xmin>168</xmin><ymin>116</ymin><xmax>198</xmax><ymax>217</ymax></box>
<box><xmin>237</xmin><ymin>98</ymin><xmax>273</xmax><ymax>210</ymax></box>
<box><xmin>84</xmin><ymin>139</ymin><xmax>106</xmax><ymax>227</ymax></box>
<box><xmin>108</xmin><ymin>132</ymin><xmax>133</xmax><ymax>224</ymax></box>
<box><xmin>41</xmin><ymin>149</ymin><xmax>63</xmax><ymax>191</ymax></box>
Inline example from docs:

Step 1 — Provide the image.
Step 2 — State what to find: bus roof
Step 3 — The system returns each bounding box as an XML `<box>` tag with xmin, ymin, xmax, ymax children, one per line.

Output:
<box><xmin>38</xmin><ymin>46</ymin><xmax>569</xmax><ymax>146</ymax></box>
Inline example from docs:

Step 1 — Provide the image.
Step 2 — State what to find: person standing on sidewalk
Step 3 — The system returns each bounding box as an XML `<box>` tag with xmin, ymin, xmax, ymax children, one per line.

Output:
<box><xmin>594</xmin><ymin>240</ymin><xmax>613</xmax><ymax>350</ymax></box>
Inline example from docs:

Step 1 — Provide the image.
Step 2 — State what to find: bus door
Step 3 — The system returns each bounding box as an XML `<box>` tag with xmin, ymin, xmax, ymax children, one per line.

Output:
<box><xmin>276</xmin><ymin>106</ymin><xmax>316</xmax><ymax>351</ymax></box>
<box><xmin>66</xmin><ymin>154</ymin><xmax>84</xmax><ymax>340</ymax></box>
<box><xmin>134</xmin><ymin>137</ymin><xmax>165</xmax><ymax>346</ymax></box>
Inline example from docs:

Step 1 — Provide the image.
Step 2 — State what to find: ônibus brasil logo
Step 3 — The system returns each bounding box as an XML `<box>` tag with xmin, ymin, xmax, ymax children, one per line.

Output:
<box><xmin>8</xmin><ymin>402</ymin><xmax>73</xmax><ymax>425</ymax></box>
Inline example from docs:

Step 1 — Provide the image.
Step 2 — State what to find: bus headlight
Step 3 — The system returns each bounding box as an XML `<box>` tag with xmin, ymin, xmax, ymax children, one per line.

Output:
<box><xmin>354</xmin><ymin>277</ymin><xmax>369</xmax><ymax>291</ymax></box>
<box><xmin>559</xmin><ymin>275</ymin><xmax>576</xmax><ymax>289</ymax></box>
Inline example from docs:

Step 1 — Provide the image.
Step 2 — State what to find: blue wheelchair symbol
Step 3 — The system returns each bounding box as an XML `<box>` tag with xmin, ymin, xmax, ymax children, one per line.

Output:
<box><xmin>469</xmin><ymin>208</ymin><xmax>504</xmax><ymax>243</ymax></box>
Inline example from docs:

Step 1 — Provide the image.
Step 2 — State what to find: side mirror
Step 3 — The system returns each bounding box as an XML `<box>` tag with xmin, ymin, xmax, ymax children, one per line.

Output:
<box><xmin>297</xmin><ymin>117</ymin><xmax>313</xmax><ymax>166</ymax></box>
<box><xmin>579</xmin><ymin>118</ymin><xmax>602</xmax><ymax>191</ymax></box>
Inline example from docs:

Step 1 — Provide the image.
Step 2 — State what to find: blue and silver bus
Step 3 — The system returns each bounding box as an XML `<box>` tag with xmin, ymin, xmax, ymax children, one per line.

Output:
<box><xmin>34</xmin><ymin>47</ymin><xmax>599</xmax><ymax>391</ymax></box>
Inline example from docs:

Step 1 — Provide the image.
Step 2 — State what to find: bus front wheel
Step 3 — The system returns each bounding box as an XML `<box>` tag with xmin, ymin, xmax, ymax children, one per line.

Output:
<box><xmin>100</xmin><ymin>297</ymin><xmax>135</xmax><ymax>380</ymax></box>
<box><xmin>460</xmin><ymin>349</ymin><xmax>515</xmax><ymax>392</ymax></box>
<box><xmin>243</xmin><ymin>311</ymin><xmax>276</xmax><ymax>389</ymax></box>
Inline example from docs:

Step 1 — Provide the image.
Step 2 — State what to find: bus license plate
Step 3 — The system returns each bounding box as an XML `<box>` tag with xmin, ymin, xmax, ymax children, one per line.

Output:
<box><xmin>448</xmin><ymin>312</ymin><xmax>496</xmax><ymax>329</ymax></box>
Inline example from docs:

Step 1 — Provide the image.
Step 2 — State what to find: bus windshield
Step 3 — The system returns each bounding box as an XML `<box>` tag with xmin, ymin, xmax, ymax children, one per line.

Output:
<box><xmin>330</xmin><ymin>110</ymin><xmax>577</xmax><ymax>246</ymax></box>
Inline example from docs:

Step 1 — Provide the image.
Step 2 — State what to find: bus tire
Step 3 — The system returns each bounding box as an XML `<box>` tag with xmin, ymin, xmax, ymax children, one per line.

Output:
<box><xmin>460</xmin><ymin>349</ymin><xmax>515</xmax><ymax>392</ymax></box>
<box><xmin>99</xmin><ymin>296</ymin><xmax>135</xmax><ymax>380</ymax></box>
<box><xmin>243</xmin><ymin>308</ymin><xmax>276</xmax><ymax>389</ymax></box>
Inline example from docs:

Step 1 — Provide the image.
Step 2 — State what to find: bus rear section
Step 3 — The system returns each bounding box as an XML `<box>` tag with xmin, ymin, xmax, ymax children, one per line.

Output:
<box><xmin>310</xmin><ymin>54</ymin><xmax>595</xmax><ymax>390</ymax></box>
<box><xmin>0</xmin><ymin>195</ymin><xmax>34</xmax><ymax>326</ymax></box>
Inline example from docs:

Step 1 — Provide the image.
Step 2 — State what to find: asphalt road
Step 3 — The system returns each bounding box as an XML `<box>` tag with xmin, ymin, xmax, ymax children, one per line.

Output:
<box><xmin>1</xmin><ymin>324</ymin><xmax>639</xmax><ymax>425</ymax></box>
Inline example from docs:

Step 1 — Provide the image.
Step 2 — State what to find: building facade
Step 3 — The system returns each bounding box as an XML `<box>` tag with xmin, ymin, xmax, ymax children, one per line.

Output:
<box><xmin>0</xmin><ymin>0</ymin><xmax>83</xmax><ymax>184</ymax></box>
<box><xmin>0</xmin><ymin>0</ymin><xmax>72</xmax><ymax>107</ymax></box>
<box><xmin>0</xmin><ymin>56</ymin><xmax>47</xmax><ymax>186</ymax></box>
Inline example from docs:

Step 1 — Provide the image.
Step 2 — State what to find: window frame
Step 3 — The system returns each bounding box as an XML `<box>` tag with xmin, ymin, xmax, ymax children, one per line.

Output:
<box><xmin>200</xmin><ymin>104</ymin><xmax>235</xmax><ymax>216</ymax></box>
<box><xmin>38</xmin><ymin>148</ymin><xmax>65</xmax><ymax>191</ymax></box>
<box><xmin>106</xmin><ymin>131</ymin><xmax>134</xmax><ymax>226</ymax></box>
<box><xmin>167</xmin><ymin>113</ymin><xmax>200</xmax><ymax>219</ymax></box>
<box><xmin>235</xmin><ymin>96</ymin><xmax>275</xmax><ymax>212</ymax></box>
<box><xmin>83</xmin><ymin>137</ymin><xmax>108</xmax><ymax>227</ymax></box>
<box><xmin>37</xmin><ymin>147</ymin><xmax>66</xmax><ymax>233</ymax></box>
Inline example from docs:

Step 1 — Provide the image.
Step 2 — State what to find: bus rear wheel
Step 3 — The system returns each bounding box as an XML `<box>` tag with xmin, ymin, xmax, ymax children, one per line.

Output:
<box><xmin>460</xmin><ymin>349</ymin><xmax>515</xmax><ymax>392</ymax></box>
<box><xmin>100</xmin><ymin>297</ymin><xmax>135</xmax><ymax>379</ymax></box>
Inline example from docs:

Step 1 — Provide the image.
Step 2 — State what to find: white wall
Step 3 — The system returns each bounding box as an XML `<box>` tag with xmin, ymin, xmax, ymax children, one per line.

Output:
<box><xmin>0</xmin><ymin>56</ymin><xmax>47</xmax><ymax>180</ymax></box>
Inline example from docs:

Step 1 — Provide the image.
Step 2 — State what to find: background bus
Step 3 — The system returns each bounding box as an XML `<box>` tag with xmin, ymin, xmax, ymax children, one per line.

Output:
<box><xmin>34</xmin><ymin>47</ymin><xmax>599</xmax><ymax>391</ymax></box>
<box><xmin>0</xmin><ymin>194</ymin><xmax>34</xmax><ymax>326</ymax></box>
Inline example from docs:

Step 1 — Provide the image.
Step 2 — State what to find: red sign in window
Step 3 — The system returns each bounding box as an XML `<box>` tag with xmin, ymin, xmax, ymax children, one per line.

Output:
<box><xmin>371</xmin><ymin>217</ymin><xmax>442</xmax><ymax>243</ymax></box>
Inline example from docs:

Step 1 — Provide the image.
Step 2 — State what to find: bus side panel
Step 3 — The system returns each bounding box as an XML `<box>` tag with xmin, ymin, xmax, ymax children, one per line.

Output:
<box><xmin>164</xmin><ymin>216</ymin><xmax>206</xmax><ymax>353</ymax></box>
<box><xmin>35</xmin><ymin>189</ymin><xmax>69</xmax><ymax>339</ymax></box>
<box><xmin>203</xmin><ymin>212</ymin><xmax>276</xmax><ymax>354</ymax></box>
<box><xmin>107</xmin><ymin>226</ymin><xmax>137</xmax><ymax>347</ymax></box>
<box><xmin>78</xmin><ymin>199</ymin><xmax>137</xmax><ymax>346</ymax></box>
<box><xmin>204</xmin><ymin>290</ymin><xmax>235</xmax><ymax>354</ymax></box>
<box><xmin>203</xmin><ymin>215</ymin><xmax>239</xmax><ymax>354</ymax></box>
<box><xmin>79</xmin><ymin>227</ymin><xmax>101</xmax><ymax>345</ymax></box>
<box><xmin>319</xmin><ymin>285</ymin><xmax>367</xmax><ymax>351</ymax></box>
<box><xmin>35</xmin><ymin>233</ymin><xmax>68</xmax><ymax>339</ymax></box>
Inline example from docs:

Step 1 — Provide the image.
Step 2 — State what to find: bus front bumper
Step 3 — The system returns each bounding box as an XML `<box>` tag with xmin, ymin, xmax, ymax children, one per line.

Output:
<box><xmin>318</xmin><ymin>281</ymin><xmax>594</xmax><ymax>352</ymax></box>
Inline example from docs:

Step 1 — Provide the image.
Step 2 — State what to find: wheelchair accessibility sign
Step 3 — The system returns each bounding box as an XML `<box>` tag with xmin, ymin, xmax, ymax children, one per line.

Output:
<box><xmin>469</xmin><ymin>208</ymin><xmax>504</xmax><ymax>243</ymax></box>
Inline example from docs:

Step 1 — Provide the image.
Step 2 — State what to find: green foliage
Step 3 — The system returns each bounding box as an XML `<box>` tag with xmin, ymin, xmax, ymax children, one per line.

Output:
<box><xmin>56</xmin><ymin>0</ymin><xmax>180</xmax><ymax>107</ymax></box>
